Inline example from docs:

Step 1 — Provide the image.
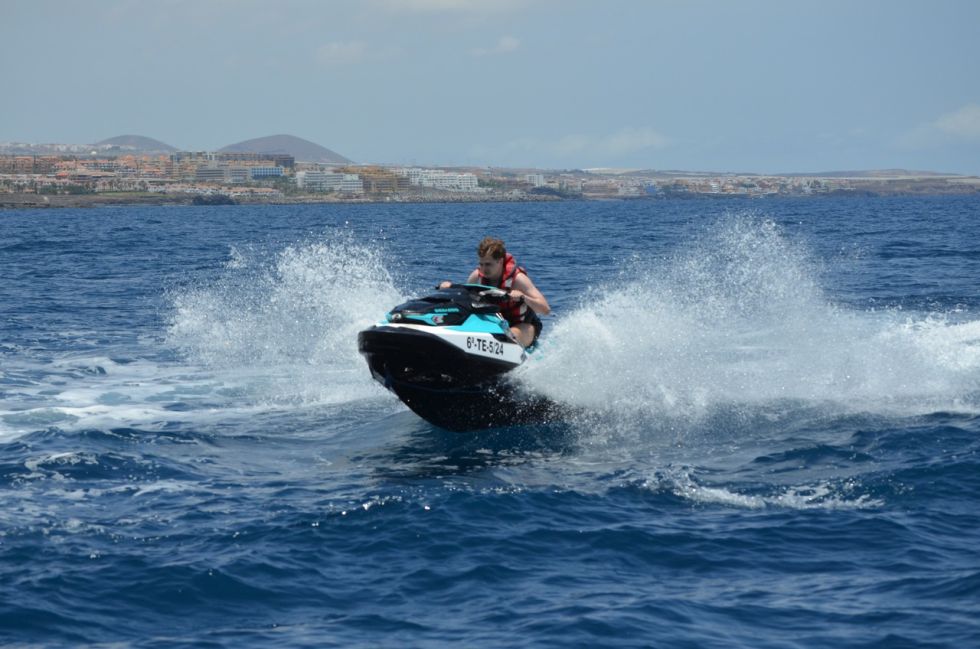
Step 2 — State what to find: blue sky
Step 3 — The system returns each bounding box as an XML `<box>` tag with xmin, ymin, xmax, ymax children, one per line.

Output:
<box><xmin>3</xmin><ymin>0</ymin><xmax>979</xmax><ymax>173</ymax></box>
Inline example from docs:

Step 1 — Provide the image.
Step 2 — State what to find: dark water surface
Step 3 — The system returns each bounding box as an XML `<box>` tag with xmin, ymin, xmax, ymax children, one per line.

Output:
<box><xmin>1</xmin><ymin>197</ymin><xmax>979</xmax><ymax>647</ymax></box>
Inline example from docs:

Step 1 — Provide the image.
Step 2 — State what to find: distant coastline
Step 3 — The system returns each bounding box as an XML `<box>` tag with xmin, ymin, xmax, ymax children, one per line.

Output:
<box><xmin>3</xmin><ymin>175</ymin><xmax>979</xmax><ymax>211</ymax></box>
<box><xmin>3</xmin><ymin>133</ymin><xmax>978</xmax><ymax>210</ymax></box>
<box><xmin>0</xmin><ymin>190</ymin><xmax>562</xmax><ymax>210</ymax></box>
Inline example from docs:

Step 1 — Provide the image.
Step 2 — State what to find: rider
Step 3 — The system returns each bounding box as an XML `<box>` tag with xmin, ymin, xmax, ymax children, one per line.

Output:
<box><xmin>440</xmin><ymin>237</ymin><xmax>550</xmax><ymax>348</ymax></box>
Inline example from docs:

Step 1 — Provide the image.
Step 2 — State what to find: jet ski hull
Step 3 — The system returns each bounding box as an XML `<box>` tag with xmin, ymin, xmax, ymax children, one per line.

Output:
<box><xmin>358</xmin><ymin>284</ymin><xmax>559</xmax><ymax>431</ymax></box>
<box><xmin>359</xmin><ymin>325</ymin><xmax>519</xmax><ymax>386</ymax></box>
<box><xmin>359</xmin><ymin>326</ymin><xmax>555</xmax><ymax>431</ymax></box>
<box><xmin>382</xmin><ymin>372</ymin><xmax>556</xmax><ymax>432</ymax></box>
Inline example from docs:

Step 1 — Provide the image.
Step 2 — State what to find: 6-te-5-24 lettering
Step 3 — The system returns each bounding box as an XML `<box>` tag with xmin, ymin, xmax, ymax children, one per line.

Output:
<box><xmin>466</xmin><ymin>336</ymin><xmax>504</xmax><ymax>356</ymax></box>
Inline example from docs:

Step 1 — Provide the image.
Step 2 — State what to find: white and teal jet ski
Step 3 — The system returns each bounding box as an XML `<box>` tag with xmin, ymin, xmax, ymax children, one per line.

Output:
<box><xmin>358</xmin><ymin>284</ymin><xmax>554</xmax><ymax>431</ymax></box>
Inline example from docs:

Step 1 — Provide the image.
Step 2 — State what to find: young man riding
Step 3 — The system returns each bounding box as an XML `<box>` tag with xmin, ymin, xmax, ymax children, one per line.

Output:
<box><xmin>440</xmin><ymin>237</ymin><xmax>550</xmax><ymax>348</ymax></box>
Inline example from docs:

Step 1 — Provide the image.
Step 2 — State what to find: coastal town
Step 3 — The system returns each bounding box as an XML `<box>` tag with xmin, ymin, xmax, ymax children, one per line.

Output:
<box><xmin>2</xmin><ymin>135</ymin><xmax>978</xmax><ymax>208</ymax></box>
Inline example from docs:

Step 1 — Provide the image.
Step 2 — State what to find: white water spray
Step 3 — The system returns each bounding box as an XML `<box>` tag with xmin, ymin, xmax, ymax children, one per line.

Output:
<box><xmin>522</xmin><ymin>216</ymin><xmax>980</xmax><ymax>419</ymax></box>
<box><xmin>167</xmin><ymin>233</ymin><xmax>404</xmax><ymax>404</ymax></box>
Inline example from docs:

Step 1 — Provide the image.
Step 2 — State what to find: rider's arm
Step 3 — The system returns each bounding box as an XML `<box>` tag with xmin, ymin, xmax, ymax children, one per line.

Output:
<box><xmin>509</xmin><ymin>275</ymin><xmax>550</xmax><ymax>316</ymax></box>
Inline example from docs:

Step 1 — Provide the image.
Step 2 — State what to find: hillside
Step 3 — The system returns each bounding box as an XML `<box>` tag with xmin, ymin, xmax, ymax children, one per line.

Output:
<box><xmin>219</xmin><ymin>134</ymin><xmax>352</xmax><ymax>164</ymax></box>
<box><xmin>94</xmin><ymin>135</ymin><xmax>178</xmax><ymax>152</ymax></box>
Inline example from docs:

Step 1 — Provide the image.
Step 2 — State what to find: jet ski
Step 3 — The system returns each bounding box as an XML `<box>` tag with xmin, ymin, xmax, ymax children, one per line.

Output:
<box><xmin>358</xmin><ymin>283</ymin><xmax>555</xmax><ymax>431</ymax></box>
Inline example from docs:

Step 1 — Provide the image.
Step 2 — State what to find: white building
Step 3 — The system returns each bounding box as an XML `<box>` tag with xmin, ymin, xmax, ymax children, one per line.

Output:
<box><xmin>340</xmin><ymin>174</ymin><xmax>363</xmax><ymax>194</ymax></box>
<box><xmin>428</xmin><ymin>172</ymin><xmax>478</xmax><ymax>191</ymax></box>
<box><xmin>525</xmin><ymin>174</ymin><xmax>545</xmax><ymax>187</ymax></box>
<box><xmin>227</xmin><ymin>167</ymin><xmax>249</xmax><ymax>184</ymax></box>
<box><xmin>295</xmin><ymin>170</ymin><xmax>345</xmax><ymax>192</ymax></box>
<box><xmin>194</xmin><ymin>166</ymin><xmax>226</xmax><ymax>183</ymax></box>
<box><xmin>397</xmin><ymin>168</ymin><xmax>479</xmax><ymax>192</ymax></box>
<box><xmin>400</xmin><ymin>168</ymin><xmax>426</xmax><ymax>185</ymax></box>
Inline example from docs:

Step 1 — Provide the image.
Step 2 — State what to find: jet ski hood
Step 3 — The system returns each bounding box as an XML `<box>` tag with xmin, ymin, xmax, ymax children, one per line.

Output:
<box><xmin>383</xmin><ymin>284</ymin><xmax>508</xmax><ymax>326</ymax></box>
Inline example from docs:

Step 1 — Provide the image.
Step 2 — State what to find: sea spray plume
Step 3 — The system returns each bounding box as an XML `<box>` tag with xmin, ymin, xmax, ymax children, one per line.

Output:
<box><xmin>522</xmin><ymin>215</ymin><xmax>824</xmax><ymax>416</ymax></box>
<box><xmin>521</xmin><ymin>214</ymin><xmax>980</xmax><ymax>422</ymax></box>
<box><xmin>167</xmin><ymin>234</ymin><xmax>404</xmax><ymax>403</ymax></box>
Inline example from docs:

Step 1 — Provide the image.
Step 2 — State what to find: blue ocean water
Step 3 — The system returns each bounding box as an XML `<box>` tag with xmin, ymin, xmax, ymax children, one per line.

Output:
<box><xmin>1</xmin><ymin>197</ymin><xmax>979</xmax><ymax>648</ymax></box>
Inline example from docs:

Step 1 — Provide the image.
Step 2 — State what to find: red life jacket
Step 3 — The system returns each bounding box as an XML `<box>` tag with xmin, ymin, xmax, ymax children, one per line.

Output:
<box><xmin>477</xmin><ymin>252</ymin><xmax>529</xmax><ymax>327</ymax></box>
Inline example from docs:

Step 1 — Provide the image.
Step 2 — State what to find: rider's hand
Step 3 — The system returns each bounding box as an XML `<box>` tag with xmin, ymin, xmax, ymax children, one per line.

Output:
<box><xmin>438</xmin><ymin>281</ymin><xmax>452</xmax><ymax>289</ymax></box>
<box><xmin>508</xmin><ymin>289</ymin><xmax>526</xmax><ymax>304</ymax></box>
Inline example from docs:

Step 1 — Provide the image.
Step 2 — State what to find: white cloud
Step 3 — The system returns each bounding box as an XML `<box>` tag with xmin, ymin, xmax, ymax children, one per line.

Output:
<box><xmin>508</xmin><ymin>127</ymin><xmax>670</xmax><ymax>159</ymax></box>
<box><xmin>552</xmin><ymin>134</ymin><xmax>593</xmax><ymax>155</ymax></box>
<box><xmin>372</xmin><ymin>0</ymin><xmax>525</xmax><ymax>14</ymax></box>
<box><xmin>602</xmin><ymin>127</ymin><xmax>669</xmax><ymax>154</ymax></box>
<box><xmin>315</xmin><ymin>41</ymin><xmax>369</xmax><ymax>66</ymax></box>
<box><xmin>471</xmin><ymin>35</ymin><xmax>520</xmax><ymax>56</ymax></box>
<box><xmin>935</xmin><ymin>104</ymin><xmax>980</xmax><ymax>139</ymax></box>
<box><xmin>898</xmin><ymin>103</ymin><xmax>980</xmax><ymax>149</ymax></box>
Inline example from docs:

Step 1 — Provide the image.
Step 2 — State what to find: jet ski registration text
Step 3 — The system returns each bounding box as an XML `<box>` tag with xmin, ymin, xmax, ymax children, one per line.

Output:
<box><xmin>466</xmin><ymin>336</ymin><xmax>505</xmax><ymax>356</ymax></box>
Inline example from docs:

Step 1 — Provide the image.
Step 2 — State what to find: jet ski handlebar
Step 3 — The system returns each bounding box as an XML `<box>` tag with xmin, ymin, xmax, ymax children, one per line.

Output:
<box><xmin>476</xmin><ymin>287</ymin><xmax>511</xmax><ymax>304</ymax></box>
<box><xmin>433</xmin><ymin>283</ymin><xmax>516</xmax><ymax>304</ymax></box>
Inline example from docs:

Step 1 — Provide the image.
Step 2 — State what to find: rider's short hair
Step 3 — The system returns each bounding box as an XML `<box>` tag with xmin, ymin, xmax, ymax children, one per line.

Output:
<box><xmin>477</xmin><ymin>236</ymin><xmax>506</xmax><ymax>259</ymax></box>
